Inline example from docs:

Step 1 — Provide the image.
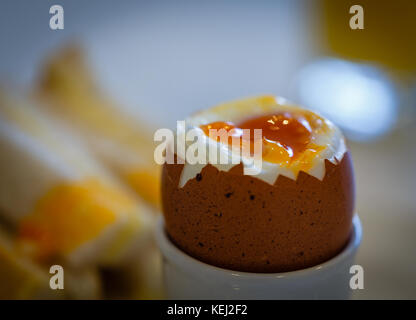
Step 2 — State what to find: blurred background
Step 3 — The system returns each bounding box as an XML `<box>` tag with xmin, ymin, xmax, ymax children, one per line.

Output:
<box><xmin>0</xmin><ymin>0</ymin><xmax>415</xmax><ymax>299</ymax></box>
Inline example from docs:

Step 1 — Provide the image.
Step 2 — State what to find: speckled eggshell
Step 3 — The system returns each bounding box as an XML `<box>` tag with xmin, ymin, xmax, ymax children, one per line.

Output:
<box><xmin>162</xmin><ymin>152</ymin><xmax>355</xmax><ymax>273</ymax></box>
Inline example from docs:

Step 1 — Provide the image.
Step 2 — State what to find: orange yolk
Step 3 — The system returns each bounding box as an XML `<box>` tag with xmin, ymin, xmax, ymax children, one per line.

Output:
<box><xmin>201</xmin><ymin>112</ymin><xmax>325</xmax><ymax>165</ymax></box>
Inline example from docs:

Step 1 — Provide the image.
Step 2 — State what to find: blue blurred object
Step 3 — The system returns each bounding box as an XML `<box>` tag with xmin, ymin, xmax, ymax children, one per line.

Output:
<box><xmin>296</xmin><ymin>58</ymin><xmax>399</xmax><ymax>141</ymax></box>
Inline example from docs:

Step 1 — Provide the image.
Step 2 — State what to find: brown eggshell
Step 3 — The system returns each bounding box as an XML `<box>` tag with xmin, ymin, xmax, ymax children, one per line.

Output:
<box><xmin>162</xmin><ymin>152</ymin><xmax>355</xmax><ymax>273</ymax></box>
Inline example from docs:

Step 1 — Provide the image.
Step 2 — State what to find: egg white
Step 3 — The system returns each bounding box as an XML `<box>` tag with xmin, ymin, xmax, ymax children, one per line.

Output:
<box><xmin>178</xmin><ymin>96</ymin><xmax>347</xmax><ymax>187</ymax></box>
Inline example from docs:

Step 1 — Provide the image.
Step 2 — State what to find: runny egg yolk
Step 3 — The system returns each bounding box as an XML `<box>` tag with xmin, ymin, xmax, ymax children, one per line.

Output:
<box><xmin>201</xmin><ymin>112</ymin><xmax>325</xmax><ymax>165</ymax></box>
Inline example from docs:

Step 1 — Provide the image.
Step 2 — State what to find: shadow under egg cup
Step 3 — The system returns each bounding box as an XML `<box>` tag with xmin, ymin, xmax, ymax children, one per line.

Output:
<box><xmin>155</xmin><ymin>215</ymin><xmax>362</xmax><ymax>299</ymax></box>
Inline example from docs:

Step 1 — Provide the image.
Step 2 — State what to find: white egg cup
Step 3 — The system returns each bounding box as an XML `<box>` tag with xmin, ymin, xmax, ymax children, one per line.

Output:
<box><xmin>155</xmin><ymin>215</ymin><xmax>362</xmax><ymax>299</ymax></box>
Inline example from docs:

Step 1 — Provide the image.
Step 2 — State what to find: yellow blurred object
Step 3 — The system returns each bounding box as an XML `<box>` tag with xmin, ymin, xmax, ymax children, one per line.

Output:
<box><xmin>125</xmin><ymin>170</ymin><xmax>161</xmax><ymax>208</ymax></box>
<box><xmin>321</xmin><ymin>0</ymin><xmax>416</xmax><ymax>74</ymax></box>
<box><xmin>0</xmin><ymin>225</ymin><xmax>101</xmax><ymax>299</ymax></box>
<box><xmin>37</xmin><ymin>46</ymin><xmax>161</xmax><ymax>209</ymax></box>
<box><xmin>0</xmin><ymin>89</ymin><xmax>153</xmax><ymax>267</ymax></box>
<box><xmin>19</xmin><ymin>178</ymin><xmax>132</xmax><ymax>260</ymax></box>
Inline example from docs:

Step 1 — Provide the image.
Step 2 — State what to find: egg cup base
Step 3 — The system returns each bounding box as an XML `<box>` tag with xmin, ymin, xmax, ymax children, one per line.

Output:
<box><xmin>155</xmin><ymin>215</ymin><xmax>362</xmax><ymax>300</ymax></box>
